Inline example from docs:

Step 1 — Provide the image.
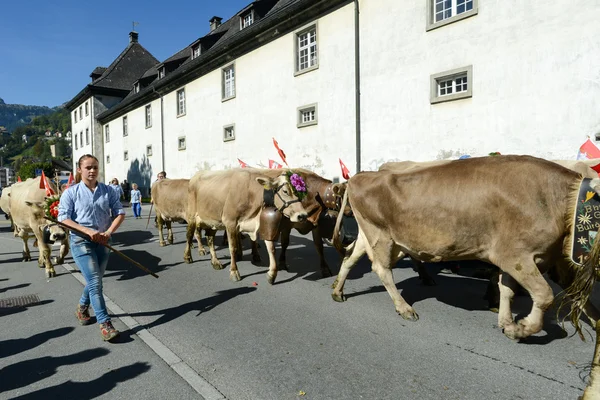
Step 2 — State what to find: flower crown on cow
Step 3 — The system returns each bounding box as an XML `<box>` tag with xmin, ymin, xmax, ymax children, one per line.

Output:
<box><xmin>44</xmin><ymin>195</ymin><xmax>61</xmax><ymax>220</ymax></box>
<box><xmin>285</xmin><ymin>170</ymin><xmax>308</xmax><ymax>201</ymax></box>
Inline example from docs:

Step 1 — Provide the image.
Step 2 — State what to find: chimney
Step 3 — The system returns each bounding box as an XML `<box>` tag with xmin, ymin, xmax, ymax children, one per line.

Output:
<box><xmin>209</xmin><ymin>16</ymin><xmax>222</xmax><ymax>32</ymax></box>
<box><xmin>129</xmin><ymin>31</ymin><xmax>139</xmax><ymax>43</ymax></box>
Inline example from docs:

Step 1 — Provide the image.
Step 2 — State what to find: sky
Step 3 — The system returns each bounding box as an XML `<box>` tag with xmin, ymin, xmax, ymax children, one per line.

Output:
<box><xmin>0</xmin><ymin>0</ymin><xmax>252</xmax><ymax>108</ymax></box>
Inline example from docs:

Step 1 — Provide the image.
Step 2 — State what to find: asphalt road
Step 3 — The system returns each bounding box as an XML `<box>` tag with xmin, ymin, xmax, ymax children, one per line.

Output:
<box><xmin>2</xmin><ymin>212</ymin><xmax>599</xmax><ymax>400</ymax></box>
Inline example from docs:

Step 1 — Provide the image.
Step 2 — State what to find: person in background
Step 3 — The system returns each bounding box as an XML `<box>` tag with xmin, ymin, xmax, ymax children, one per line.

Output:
<box><xmin>58</xmin><ymin>154</ymin><xmax>125</xmax><ymax>342</ymax></box>
<box><xmin>130</xmin><ymin>183</ymin><xmax>142</xmax><ymax>219</ymax></box>
<box><xmin>109</xmin><ymin>178</ymin><xmax>124</xmax><ymax>201</ymax></box>
<box><xmin>121</xmin><ymin>179</ymin><xmax>131</xmax><ymax>202</ymax></box>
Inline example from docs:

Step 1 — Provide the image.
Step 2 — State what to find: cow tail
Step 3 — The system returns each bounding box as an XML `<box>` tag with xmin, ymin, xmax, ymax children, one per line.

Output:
<box><xmin>565</xmin><ymin>234</ymin><xmax>600</xmax><ymax>340</ymax></box>
<box><xmin>332</xmin><ymin>186</ymin><xmax>350</xmax><ymax>254</ymax></box>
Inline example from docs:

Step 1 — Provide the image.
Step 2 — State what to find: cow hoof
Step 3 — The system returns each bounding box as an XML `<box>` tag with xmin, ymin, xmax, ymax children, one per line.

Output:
<box><xmin>159</xmin><ymin>241</ymin><xmax>166</xmax><ymax>247</ymax></box>
<box><xmin>184</xmin><ymin>256</ymin><xmax>193</xmax><ymax>264</ymax></box>
<box><xmin>398</xmin><ymin>309</ymin><xmax>419</xmax><ymax>321</ymax></box>
<box><xmin>331</xmin><ymin>292</ymin><xmax>346</xmax><ymax>302</ymax></box>
<box><xmin>502</xmin><ymin>322</ymin><xmax>524</xmax><ymax>340</ymax></box>
<box><xmin>267</xmin><ymin>274</ymin><xmax>276</xmax><ymax>285</ymax></box>
<box><xmin>198</xmin><ymin>247</ymin><xmax>207</xmax><ymax>256</ymax></box>
<box><xmin>212</xmin><ymin>261</ymin><xmax>224</xmax><ymax>270</ymax></box>
<box><xmin>168</xmin><ymin>239</ymin><xmax>174</xmax><ymax>245</ymax></box>
<box><xmin>46</xmin><ymin>270</ymin><xmax>56</xmax><ymax>278</ymax></box>
<box><xmin>230</xmin><ymin>271</ymin><xmax>241</xmax><ymax>282</ymax></box>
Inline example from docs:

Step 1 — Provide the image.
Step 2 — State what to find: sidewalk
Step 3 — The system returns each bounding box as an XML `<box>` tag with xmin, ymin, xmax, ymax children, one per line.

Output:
<box><xmin>0</xmin><ymin>224</ymin><xmax>202</xmax><ymax>400</ymax></box>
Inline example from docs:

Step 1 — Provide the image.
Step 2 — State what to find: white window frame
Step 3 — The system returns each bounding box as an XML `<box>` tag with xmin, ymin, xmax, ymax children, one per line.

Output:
<box><xmin>178</xmin><ymin>136</ymin><xmax>186</xmax><ymax>151</ymax></box>
<box><xmin>177</xmin><ymin>88</ymin><xmax>186</xmax><ymax>116</ymax></box>
<box><xmin>79</xmin><ymin>106</ymin><xmax>83</xmax><ymax>120</ymax></box>
<box><xmin>427</xmin><ymin>0</ymin><xmax>478</xmax><ymax>31</ymax></box>
<box><xmin>85</xmin><ymin>102</ymin><xmax>89</xmax><ymax>116</ymax></box>
<box><xmin>105</xmin><ymin>125</ymin><xmax>110</xmax><ymax>143</ymax></box>
<box><xmin>106</xmin><ymin>155</ymin><xmax>110</xmax><ymax>164</ymax></box>
<box><xmin>79</xmin><ymin>131</ymin><xmax>83</xmax><ymax>148</ymax></box>
<box><xmin>146</xmin><ymin>145</ymin><xmax>153</xmax><ymax>157</ymax></box>
<box><xmin>74</xmin><ymin>133</ymin><xmax>78</xmax><ymax>150</ymax></box>
<box><xmin>85</xmin><ymin>128</ymin><xmax>89</xmax><ymax>145</ymax></box>
<box><xmin>430</xmin><ymin>65</ymin><xmax>473</xmax><ymax>104</ymax></box>
<box><xmin>159</xmin><ymin>67</ymin><xmax>165</xmax><ymax>79</ymax></box>
<box><xmin>222</xmin><ymin>64</ymin><xmax>236</xmax><ymax>101</ymax></box>
<box><xmin>74</xmin><ymin>110</ymin><xmax>77</xmax><ymax>122</ymax></box>
<box><xmin>297</xmin><ymin>103</ymin><xmax>318</xmax><ymax>128</ymax></box>
<box><xmin>134</xmin><ymin>82</ymin><xmax>140</xmax><ymax>93</ymax></box>
<box><xmin>223</xmin><ymin>124</ymin><xmax>235</xmax><ymax>142</ymax></box>
<box><xmin>145</xmin><ymin>104</ymin><xmax>152</xmax><ymax>128</ymax></box>
<box><xmin>123</xmin><ymin>116</ymin><xmax>128</xmax><ymax>136</ymax></box>
<box><xmin>192</xmin><ymin>45</ymin><xmax>201</xmax><ymax>59</ymax></box>
<box><xmin>241</xmin><ymin>11</ymin><xmax>254</xmax><ymax>29</ymax></box>
<box><xmin>295</xmin><ymin>24</ymin><xmax>318</xmax><ymax>76</ymax></box>
<box><xmin>124</xmin><ymin>150</ymin><xmax>129</xmax><ymax>161</ymax></box>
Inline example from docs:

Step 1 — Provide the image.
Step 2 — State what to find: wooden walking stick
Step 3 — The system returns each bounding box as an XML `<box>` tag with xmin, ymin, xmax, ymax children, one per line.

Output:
<box><xmin>44</xmin><ymin>217</ymin><xmax>159</xmax><ymax>279</ymax></box>
<box><xmin>146</xmin><ymin>203</ymin><xmax>154</xmax><ymax>230</ymax></box>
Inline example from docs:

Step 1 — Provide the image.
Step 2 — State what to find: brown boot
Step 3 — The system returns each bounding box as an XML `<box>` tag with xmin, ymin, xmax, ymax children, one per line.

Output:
<box><xmin>75</xmin><ymin>304</ymin><xmax>92</xmax><ymax>326</ymax></box>
<box><xmin>99</xmin><ymin>321</ymin><xmax>120</xmax><ymax>341</ymax></box>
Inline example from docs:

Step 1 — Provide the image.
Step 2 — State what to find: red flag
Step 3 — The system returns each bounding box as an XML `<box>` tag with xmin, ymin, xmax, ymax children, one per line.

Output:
<box><xmin>268</xmin><ymin>159</ymin><xmax>283</xmax><ymax>169</ymax></box>
<box><xmin>578</xmin><ymin>139</ymin><xmax>600</xmax><ymax>160</ymax></box>
<box><xmin>66</xmin><ymin>172</ymin><xmax>74</xmax><ymax>187</ymax></box>
<box><xmin>17</xmin><ymin>176</ymin><xmax>22</xmax><ymax>182</ymax></box>
<box><xmin>39</xmin><ymin>171</ymin><xmax>55</xmax><ymax>196</ymax></box>
<box><xmin>272</xmin><ymin>138</ymin><xmax>288</xmax><ymax>166</ymax></box>
<box><xmin>238</xmin><ymin>158</ymin><xmax>248</xmax><ymax>168</ymax></box>
<box><xmin>339</xmin><ymin>158</ymin><xmax>351</xmax><ymax>180</ymax></box>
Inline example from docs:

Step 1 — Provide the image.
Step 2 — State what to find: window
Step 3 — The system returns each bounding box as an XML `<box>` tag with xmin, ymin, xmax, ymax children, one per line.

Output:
<box><xmin>427</xmin><ymin>0</ymin><xmax>478</xmax><ymax>31</ymax></box>
<box><xmin>297</xmin><ymin>103</ymin><xmax>318</xmax><ymax>128</ymax></box>
<box><xmin>79</xmin><ymin>106</ymin><xmax>83</xmax><ymax>120</ymax></box>
<box><xmin>75</xmin><ymin>133</ymin><xmax>78</xmax><ymax>150</ymax></box>
<box><xmin>178</xmin><ymin>136</ymin><xmax>186</xmax><ymax>150</ymax></box>
<box><xmin>145</xmin><ymin>105</ymin><xmax>152</xmax><ymax>128</ymax></box>
<box><xmin>74</xmin><ymin>110</ymin><xmax>77</xmax><ymax>121</ymax></box>
<box><xmin>85</xmin><ymin>128</ymin><xmax>89</xmax><ymax>145</ymax></box>
<box><xmin>105</xmin><ymin>125</ymin><xmax>110</xmax><ymax>143</ymax></box>
<box><xmin>241</xmin><ymin>11</ymin><xmax>254</xmax><ymax>29</ymax></box>
<box><xmin>106</xmin><ymin>155</ymin><xmax>110</xmax><ymax>164</ymax></box>
<box><xmin>159</xmin><ymin>67</ymin><xmax>165</xmax><ymax>79</ymax></box>
<box><xmin>85</xmin><ymin>102</ymin><xmax>89</xmax><ymax>116</ymax></box>
<box><xmin>192</xmin><ymin>45</ymin><xmax>201</xmax><ymax>59</ymax></box>
<box><xmin>123</xmin><ymin>116</ymin><xmax>128</xmax><ymax>136</ymax></box>
<box><xmin>222</xmin><ymin>65</ymin><xmax>235</xmax><ymax>100</ymax></box>
<box><xmin>80</xmin><ymin>131</ymin><xmax>83</xmax><ymax>148</ymax></box>
<box><xmin>124</xmin><ymin>151</ymin><xmax>129</xmax><ymax>161</ymax></box>
<box><xmin>430</xmin><ymin>65</ymin><xmax>473</xmax><ymax>104</ymax></box>
<box><xmin>134</xmin><ymin>82</ymin><xmax>140</xmax><ymax>93</ymax></box>
<box><xmin>295</xmin><ymin>25</ymin><xmax>318</xmax><ymax>74</ymax></box>
<box><xmin>223</xmin><ymin>124</ymin><xmax>235</xmax><ymax>142</ymax></box>
<box><xmin>177</xmin><ymin>88</ymin><xmax>186</xmax><ymax>116</ymax></box>
<box><xmin>146</xmin><ymin>145</ymin><xmax>153</xmax><ymax>157</ymax></box>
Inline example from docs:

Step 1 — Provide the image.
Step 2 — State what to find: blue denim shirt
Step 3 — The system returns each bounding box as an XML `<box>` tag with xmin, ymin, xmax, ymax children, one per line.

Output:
<box><xmin>58</xmin><ymin>182</ymin><xmax>125</xmax><ymax>235</ymax></box>
<box><xmin>130</xmin><ymin>189</ymin><xmax>141</xmax><ymax>203</ymax></box>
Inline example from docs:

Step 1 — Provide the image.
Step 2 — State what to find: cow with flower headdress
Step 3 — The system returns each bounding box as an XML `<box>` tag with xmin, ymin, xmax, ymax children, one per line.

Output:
<box><xmin>184</xmin><ymin>168</ymin><xmax>309</xmax><ymax>282</ymax></box>
<box><xmin>9</xmin><ymin>176</ymin><xmax>69</xmax><ymax>278</ymax></box>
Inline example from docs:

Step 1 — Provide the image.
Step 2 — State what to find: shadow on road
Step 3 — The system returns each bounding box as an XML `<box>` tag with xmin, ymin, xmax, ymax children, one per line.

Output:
<box><xmin>104</xmin><ymin>248</ymin><xmax>181</xmax><ymax>281</ymax></box>
<box><xmin>0</xmin><ymin>299</ymin><xmax>54</xmax><ymax>317</ymax></box>
<box><xmin>114</xmin><ymin>287</ymin><xmax>257</xmax><ymax>330</ymax></box>
<box><xmin>0</xmin><ymin>348</ymin><xmax>110</xmax><ymax>393</ymax></box>
<box><xmin>8</xmin><ymin>362</ymin><xmax>151</xmax><ymax>400</ymax></box>
<box><xmin>111</xmin><ymin>230</ymin><xmax>154</xmax><ymax>247</ymax></box>
<box><xmin>0</xmin><ymin>283</ymin><xmax>31</xmax><ymax>294</ymax></box>
<box><xmin>0</xmin><ymin>327</ymin><xmax>75</xmax><ymax>359</ymax></box>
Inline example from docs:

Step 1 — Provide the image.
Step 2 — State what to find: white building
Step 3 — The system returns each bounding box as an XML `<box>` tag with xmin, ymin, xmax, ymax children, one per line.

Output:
<box><xmin>66</xmin><ymin>0</ymin><xmax>600</xmax><ymax>194</ymax></box>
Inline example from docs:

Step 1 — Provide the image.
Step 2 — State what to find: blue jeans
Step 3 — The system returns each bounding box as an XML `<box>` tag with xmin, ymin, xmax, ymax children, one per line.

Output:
<box><xmin>132</xmin><ymin>202</ymin><xmax>141</xmax><ymax>218</ymax></box>
<box><xmin>70</xmin><ymin>235</ymin><xmax>111</xmax><ymax>324</ymax></box>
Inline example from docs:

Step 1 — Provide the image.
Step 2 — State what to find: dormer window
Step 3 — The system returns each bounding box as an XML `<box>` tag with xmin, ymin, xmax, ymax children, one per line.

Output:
<box><xmin>192</xmin><ymin>45</ymin><xmax>201</xmax><ymax>60</ymax></box>
<box><xmin>241</xmin><ymin>11</ymin><xmax>254</xmax><ymax>29</ymax></box>
<box><xmin>159</xmin><ymin>67</ymin><xmax>165</xmax><ymax>79</ymax></box>
<box><xmin>134</xmin><ymin>82</ymin><xmax>140</xmax><ymax>93</ymax></box>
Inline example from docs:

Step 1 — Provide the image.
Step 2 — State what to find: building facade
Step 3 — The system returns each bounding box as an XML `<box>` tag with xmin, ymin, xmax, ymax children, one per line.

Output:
<box><xmin>66</xmin><ymin>0</ymin><xmax>600</xmax><ymax>191</ymax></box>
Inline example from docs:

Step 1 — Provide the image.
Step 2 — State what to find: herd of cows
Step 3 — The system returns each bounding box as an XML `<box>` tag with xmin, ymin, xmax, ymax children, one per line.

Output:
<box><xmin>2</xmin><ymin>156</ymin><xmax>600</xmax><ymax>347</ymax></box>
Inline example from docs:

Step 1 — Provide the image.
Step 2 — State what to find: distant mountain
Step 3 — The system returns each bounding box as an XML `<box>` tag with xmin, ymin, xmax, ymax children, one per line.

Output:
<box><xmin>0</xmin><ymin>97</ymin><xmax>59</xmax><ymax>133</ymax></box>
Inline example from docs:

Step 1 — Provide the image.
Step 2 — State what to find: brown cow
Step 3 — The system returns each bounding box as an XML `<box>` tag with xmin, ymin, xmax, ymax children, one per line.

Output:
<box><xmin>10</xmin><ymin>177</ymin><xmax>69</xmax><ymax>278</ymax></box>
<box><xmin>333</xmin><ymin>155</ymin><xmax>599</xmax><ymax>340</ymax></box>
<box><xmin>151</xmin><ymin>178</ymin><xmax>205</xmax><ymax>254</ymax></box>
<box><xmin>184</xmin><ymin>169</ymin><xmax>308</xmax><ymax>282</ymax></box>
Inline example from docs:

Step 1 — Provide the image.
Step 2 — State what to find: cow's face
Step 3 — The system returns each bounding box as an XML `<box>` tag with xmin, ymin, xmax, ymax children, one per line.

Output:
<box><xmin>42</xmin><ymin>223</ymin><xmax>67</xmax><ymax>244</ymax></box>
<box><xmin>256</xmin><ymin>175</ymin><xmax>308</xmax><ymax>222</ymax></box>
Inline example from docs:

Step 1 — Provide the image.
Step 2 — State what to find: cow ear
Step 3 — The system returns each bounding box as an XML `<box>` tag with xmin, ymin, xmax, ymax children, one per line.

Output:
<box><xmin>256</xmin><ymin>177</ymin><xmax>274</xmax><ymax>190</ymax></box>
<box><xmin>332</xmin><ymin>183</ymin><xmax>346</xmax><ymax>196</ymax></box>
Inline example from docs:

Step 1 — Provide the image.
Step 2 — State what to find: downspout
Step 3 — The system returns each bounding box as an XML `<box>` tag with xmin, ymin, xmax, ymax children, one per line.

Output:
<box><xmin>354</xmin><ymin>0</ymin><xmax>361</xmax><ymax>173</ymax></box>
<box><xmin>152</xmin><ymin>87</ymin><xmax>166</xmax><ymax>173</ymax></box>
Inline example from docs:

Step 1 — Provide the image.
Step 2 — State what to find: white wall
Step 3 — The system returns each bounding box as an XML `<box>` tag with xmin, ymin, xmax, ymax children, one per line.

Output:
<box><xmin>359</xmin><ymin>0</ymin><xmax>600</xmax><ymax>170</ymax></box>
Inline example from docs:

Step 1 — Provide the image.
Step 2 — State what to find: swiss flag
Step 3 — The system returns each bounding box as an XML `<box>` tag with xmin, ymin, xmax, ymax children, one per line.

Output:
<box><xmin>66</xmin><ymin>172</ymin><xmax>74</xmax><ymax>187</ymax></box>
<box><xmin>339</xmin><ymin>158</ymin><xmax>351</xmax><ymax>180</ymax></box>
<box><xmin>238</xmin><ymin>158</ymin><xmax>249</xmax><ymax>168</ymax></box>
<box><xmin>268</xmin><ymin>159</ymin><xmax>283</xmax><ymax>169</ymax></box>
<box><xmin>39</xmin><ymin>171</ymin><xmax>55</xmax><ymax>196</ymax></box>
<box><xmin>577</xmin><ymin>139</ymin><xmax>600</xmax><ymax>160</ymax></box>
<box><xmin>272</xmin><ymin>138</ymin><xmax>288</xmax><ymax>167</ymax></box>
<box><xmin>17</xmin><ymin>176</ymin><xmax>22</xmax><ymax>182</ymax></box>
